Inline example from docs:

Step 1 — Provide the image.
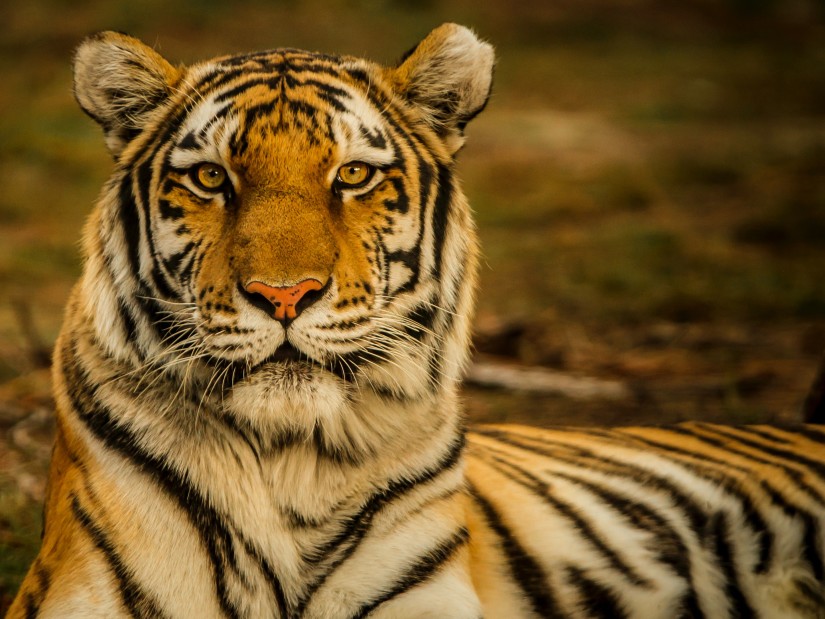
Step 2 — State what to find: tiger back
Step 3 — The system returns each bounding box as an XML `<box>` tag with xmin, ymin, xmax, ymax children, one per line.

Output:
<box><xmin>8</xmin><ymin>24</ymin><xmax>825</xmax><ymax>619</ymax></box>
<box><xmin>465</xmin><ymin>423</ymin><xmax>825</xmax><ymax>618</ymax></box>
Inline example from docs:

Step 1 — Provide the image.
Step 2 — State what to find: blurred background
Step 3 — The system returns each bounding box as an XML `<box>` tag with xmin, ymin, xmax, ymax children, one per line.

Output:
<box><xmin>1</xmin><ymin>0</ymin><xmax>824</xmax><ymax>605</ymax></box>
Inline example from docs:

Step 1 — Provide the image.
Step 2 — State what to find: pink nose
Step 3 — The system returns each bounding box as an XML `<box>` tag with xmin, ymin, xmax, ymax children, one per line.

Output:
<box><xmin>244</xmin><ymin>279</ymin><xmax>324</xmax><ymax>322</ymax></box>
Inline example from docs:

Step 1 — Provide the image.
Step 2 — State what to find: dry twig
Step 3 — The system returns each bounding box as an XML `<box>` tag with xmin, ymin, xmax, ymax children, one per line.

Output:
<box><xmin>466</xmin><ymin>361</ymin><xmax>631</xmax><ymax>401</ymax></box>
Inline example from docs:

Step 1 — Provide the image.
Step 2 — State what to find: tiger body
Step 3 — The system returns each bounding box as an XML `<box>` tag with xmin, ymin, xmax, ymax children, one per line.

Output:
<box><xmin>8</xmin><ymin>24</ymin><xmax>825</xmax><ymax>619</ymax></box>
<box><xmin>466</xmin><ymin>424</ymin><xmax>825</xmax><ymax>618</ymax></box>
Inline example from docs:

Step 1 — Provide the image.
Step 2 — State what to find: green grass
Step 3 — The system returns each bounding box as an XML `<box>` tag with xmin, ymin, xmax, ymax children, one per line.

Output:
<box><xmin>0</xmin><ymin>483</ymin><xmax>42</xmax><ymax>603</ymax></box>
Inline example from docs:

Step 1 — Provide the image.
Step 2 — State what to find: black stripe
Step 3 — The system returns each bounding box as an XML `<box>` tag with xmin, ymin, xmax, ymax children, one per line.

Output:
<box><xmin>21</xmin><ymin>559</ymin><xmax>51</xmax><ymax>619</ymax></box>
<box><xmin>728</xmin><ymin>426</ymin><xmax>793</xmax><ymax>445</ymax></box>
<box><xmin>709</xmin><ymin>512</ymin><xmax>756</xmax><ymax>619</ymax></box>
<box><xmin>239</xmin><ymin>536</ymin><xmax>288</xmax><ymax>618</ymax></box>
<box><xmin>348</xmin><ymin>528</ymin><xmax>469</xmax><ymax>619</ymax></box>
<box><xmin>696</xmin><ymin>423</ymin><xmax>825</xmax><ymax>482</ymax></box>
<box><xmin>416</xmin><ymin>159</ymin><xmax>434</xmax><ymax>216</ymax></box>
<box><xmin>386</xmin><ymin>151</ymin><xmax>435</xmax><ymax>298</ymax></box>
<box><xmin>301</xmin><ymin>78</ymin><xmax>352</xmax><ymax>102</ymax></box>
<box><xmin>404</xmin><ymin>304</ymin><xmax>437</xmax><ymax>342</ymax></box>
<box><xmin>158</xmin><ymin>199</ymin><xmax>184</xmax><ymax>220</ymax></box>
<box><xmin>468</xmin><ymin>484</ymin><xmax>564</xmax><ymax>618</ymax></box>
<box><xmin>484</xmin><ymin>455</ymin><xmax>652</xmax><ymax>588</ymax></box>
<box><xmin>71</xmin><ymin>493</ymin><xmax>168</xmax><ymax>619</ymax></box>
<box><xmin>115</xmin><ymin>296</ymin><xmax>141</xmax><ymax>356</ymax></box>
<box><xmin>798</xmin><ymin>426</ymin><xmax>825</xmax><ymax>442</ymax></box>
<box><xmin>314</xmin><ymin>89</ymin><xmax>349</xmax><ymax>113</ymax></box>
<box><xmin>382</xmin><ymin>176</ymin><xmax>410</xmax><ymax>214</ymax></box>
<box><xmin>566</xmin><ymin>565</ymin><xmax>628</xmax><ymax>619</ymax></box>
<box><xmin>210</xmin><ymin>65</ymin><xmax>351</xmax><ymax>107</ymax></box>
<box><xmin>285</xmin><ymin>98</ymin><xmax>325</xmax><ymax>123</ymax></box>
<box><xmin>214</xmin><ymin>76</ymin><xmax>283</xmax><ymax>105</ymax></box>
<box><xmin>391</xmin><ymin>158</ymin><xmax>434</xmax><ymax>296</ymax></box>
<box><xmin>345</xmin><ymin>67</ymin><xmax>371</xmax><ymax>86</ymax></box>
<box><xmin>177</xmin><ymin>243</ymin><xmax>200</xmax><ymax>287</ymax></box>
<box><xmin>608</xmin><ymin>429</ymin><xmax>782</xmax><ymax>569</ymax></box>
<box><xmin>379</xmin><ymin>169</ymin><xmax>419</xmax><ymax>295</ymax></box>
<box><xmin>661</xmin><ymin>426</ymin><xmax>825</xmax><ymax>507</ymax></box>
<box><xmin>759</xmin><ymin>480</ymin><xmax>824</xmax><ymax>582</ymax></box>
<box><xmin>384</xmin><ymin>248</ymin><xmax>419</xmax><ymax>282</ymax></box>
<box><xmin>63</xmin><ymin>341</ymin><xmax>247</xmax><ymax>619</ymax></box>
<box><xmin>24</xmin><ymin>592</ymin><xmax>39</xmax><ymax>619</ymax></box>
<box><xmin>96</xmin><ymin>292</ymin><xmax>151</xmax><ymax>373</ymax></box>
<box><xmin>208</xmin><ymin>408</ymin><xmax>371</xmax><ymax>466</ymax></box>
<box><xmin>113</xmin><ymin>170</ymin><xmax>178</xmax><ymax>351</ymax></box>
<box><xmin>473</xmin><ymin>429</ymin><xmax>712</xmax><ymax>535</ymax></box>
<box><xmin>359</xmin><ymin>124</ymin><xmax>386</xmax><ymax>149</ymax></box>
<box><xmin>377</xmin><ymin>121</ymin><xmax>434</xmax><ymax>297</ymax></box>
<box><xmin>478</xmin><ymin>428</ymin><xmax>777</xmax><ymax>576</ymax></box>
<box><xmin>307</xmin><ymin>434</ymin><xmax>464</xmax><ymax>561</ymax></box>
<box><xmin>296</xmin><ymin>435</ymin><xmax>465</xmax><ymax>613</ymax></box>
<box><xmin>430</xmin><ymin>163</ymin><xmax>452</xmax><ymax>281</ymax></box>
<box><xmin>552</xmin><ymin>471</ymin><xmax>706</xmax><ymax>619</ymax></box>
<box><xmin>177</xmin><ymin>131</ymin><xmax>200</xmax><ymax>150</ymax></box>
<box><xmin>163</xmin><ymin>241</ymin><xmax>196</xmax><ymax>273</ymax></box>
<box><xmin>117</xmin><ymin>176</ymin><xmax>142</xmax><ymax>279</ymax></box>
<box><xmin>161</xmin><ymin>178</ymin><xmax>201</xmax><ymax>199</ymax></box>
<box><xmin>108</xmin><ymin>85</ymin><xmax>193</xmax><ymax>307</ymax></box>
<box><xmin>801</xmin><ymin>510</ymin><xmax>825</xmax><ymax>583</ymax></box>
<box><xmin>34</xmin><ymin>562</ymin><xmax>50</xmax><ymax>604</ymax></box>
<box><xmin>310</xmin><ymin>422</ymin><xmax>370</xmax><ymax>466</ymax></box>
<box><xmin>134</xmin><ymin>295</ymin><xmax>192</xmax><ymax>349</ymax></box>
<box><xmin>134</xmin><ymin>159</ymin><xmax>177</xmax><ymax>300</ymax></box>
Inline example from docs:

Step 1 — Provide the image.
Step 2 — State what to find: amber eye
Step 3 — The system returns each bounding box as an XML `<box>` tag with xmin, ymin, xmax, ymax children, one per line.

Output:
<box><xmin>336</xmin><ymin>162</ymin><xmax>374</xmax><ymax>188</ymax></box>
<box><xmin>193</xmin><ymin>163</ymin><xmax>227</xmax><ymax>191</ymax></box>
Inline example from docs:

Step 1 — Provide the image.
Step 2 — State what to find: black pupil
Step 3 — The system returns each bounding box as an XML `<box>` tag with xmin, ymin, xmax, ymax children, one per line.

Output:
<box><xmin>347</xmin><ymin>166</ymin><xmax>363</xmax><ymax>182</ymax></box>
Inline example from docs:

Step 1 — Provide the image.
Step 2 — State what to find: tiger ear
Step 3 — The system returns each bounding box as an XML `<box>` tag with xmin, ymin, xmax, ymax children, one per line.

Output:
<box><xmin>73</xmin><ymin>31</ymin><xmax>180</xmax><ymax>157</ymax></box>
<box><xmin>390</xmin><ymin>24</ymin><xmax>494</xmax><ymax>154</ymax></box>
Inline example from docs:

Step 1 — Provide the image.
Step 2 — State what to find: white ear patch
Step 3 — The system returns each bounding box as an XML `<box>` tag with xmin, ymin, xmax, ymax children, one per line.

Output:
<box><xmin>389</xmin><ymin>23</ymin><xmax>495</xmax><ymax>152</ymax></box>
<box><xmin>73</xmin><ymin>31</ymin><xmax>180</xmax><ymax>156</ymax></box>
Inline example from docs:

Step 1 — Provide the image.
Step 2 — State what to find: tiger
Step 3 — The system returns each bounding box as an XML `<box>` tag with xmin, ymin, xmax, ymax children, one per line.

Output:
<box><xmin>8</xmin><ymin>23</ymin><xmax>825</xmax><ymax>619</ymax></box>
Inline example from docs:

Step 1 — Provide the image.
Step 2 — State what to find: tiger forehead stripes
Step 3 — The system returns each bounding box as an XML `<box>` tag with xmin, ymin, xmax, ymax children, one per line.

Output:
<box><xmin>169</xmin><ymin>53</ymin><xmax>398</xmax><ymax>306</ymax></box>
<box><xmin>9</xmin><ymin>24</ymin><xmax>825</xmax><ymax>619</ymax></box>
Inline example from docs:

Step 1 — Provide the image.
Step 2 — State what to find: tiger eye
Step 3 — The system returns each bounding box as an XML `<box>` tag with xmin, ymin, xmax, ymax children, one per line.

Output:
<box><xmin>336</xmin><ymin>162</ymin><xmax>373</xmax><ymax>188</ymax></box>
<box><xmin>194</xmin><ymin>163</ymin><xmax>227</xmax><ymax>191</ymax></box>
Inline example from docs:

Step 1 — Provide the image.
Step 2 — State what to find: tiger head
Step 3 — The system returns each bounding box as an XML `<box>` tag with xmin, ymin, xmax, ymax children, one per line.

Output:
<box><xmin>71</xmin><ymin>25</ymin><xmax>493</xmax><ymax>444</ymax></box>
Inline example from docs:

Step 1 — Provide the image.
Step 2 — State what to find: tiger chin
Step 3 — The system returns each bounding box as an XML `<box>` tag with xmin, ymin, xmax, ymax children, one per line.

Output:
<box><xmin>9</xmin><ymin>24</ymin><xmax>825</xmax><ymax>619</ymax></box>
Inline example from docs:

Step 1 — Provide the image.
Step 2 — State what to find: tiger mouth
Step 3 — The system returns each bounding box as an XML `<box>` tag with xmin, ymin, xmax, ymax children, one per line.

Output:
<box><xmin>262</xmin><ymin>342</ymin><xmax>305</xmax><ymax>364</ymax></box>
<box><xmin>206</xmin><ymin>342</ymin><xmax>355</xmax><ymax>388</ymax></box>
<box><xmin>251</xmin><ymin>343</ymin><xmax>354</xmax><ymax>383</ymax></box>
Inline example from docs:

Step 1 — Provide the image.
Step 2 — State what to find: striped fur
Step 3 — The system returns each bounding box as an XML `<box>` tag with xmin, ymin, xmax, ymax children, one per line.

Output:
<box><xmin>466</xmin><ymin>424</ymin><xmax>825</xmax><ymax>618</ymax></box>
<box><xmin>8</xmin><ymin>24</ymin><xmax>825</xmax><ymax>619</ymax></box>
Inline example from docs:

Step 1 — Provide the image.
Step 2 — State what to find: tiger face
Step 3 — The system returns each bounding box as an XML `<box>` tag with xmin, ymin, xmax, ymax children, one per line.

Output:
<box><xmin>72</xmin><ymin>25</ymin><xmax>493</xmax><ymax>439</ymax></box>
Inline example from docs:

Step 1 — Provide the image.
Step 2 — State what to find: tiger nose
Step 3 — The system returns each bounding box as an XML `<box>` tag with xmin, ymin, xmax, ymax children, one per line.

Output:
<box><xmin>243</xmin><ymin>279</ymin><xmax>325</xmax><ymax>323</ymax></box>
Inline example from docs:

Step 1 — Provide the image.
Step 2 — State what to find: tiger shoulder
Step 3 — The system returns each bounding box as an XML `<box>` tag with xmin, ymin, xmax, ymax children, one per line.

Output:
<box><xmin>8</xmin><ymin>23</ymin><xmax>825</xmax><ymax>619</ymax></box>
